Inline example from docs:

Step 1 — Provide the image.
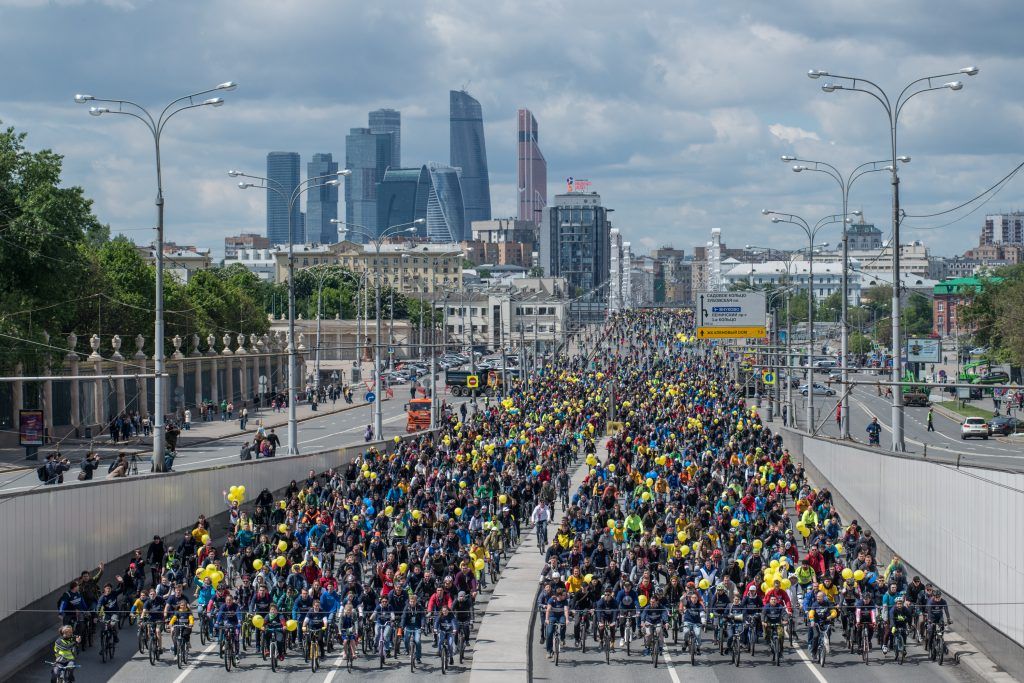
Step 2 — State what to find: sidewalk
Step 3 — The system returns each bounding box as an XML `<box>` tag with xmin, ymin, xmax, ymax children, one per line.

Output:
<box><xmin>469</xmin><ymin>442</ymin><xmax>597</xmax><ymax>683</ymax></box>
<box><xmin>0</xmin><ymin>397</ymin><xmax>385</xmax><ymax>471</ymax></box>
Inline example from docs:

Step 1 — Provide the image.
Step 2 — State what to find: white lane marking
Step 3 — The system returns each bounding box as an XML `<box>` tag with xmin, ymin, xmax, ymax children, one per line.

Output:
<box><xmin>323</xmin><ymin>651</ymin><xmax>346</xmax><ymax>683</ymax></box>
<box><xmin>660</xmin><ymin>647</ymin><xmax>682</xmax><ymax>683</ymax></box>
<box><xmin>171</xmin><ymin>641</ymin><xmax>218</xmax><ymax>683</ymax></box>
<box><xmin>794</xmin><ymin>642</ymin><xmax>829</xmax><ymax>683</ymax></box>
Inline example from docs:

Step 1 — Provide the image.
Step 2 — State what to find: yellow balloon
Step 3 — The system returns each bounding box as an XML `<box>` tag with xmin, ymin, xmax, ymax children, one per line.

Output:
<box><xmin>206</xmin><ymin>564</ymin><xmax>217</xmax><ymax>574</ymax></box>
<box><xmin>770</xmin><ymin>559</ymin><xmax>780</xmax><ymax>569</ymax></box>
<box><xmin>680</xmin><ymin>545</ymin><xmax>690</xmax><ymax>557</ymax></box>
<box><xmin>474</xmin><ymin>558</ymin><xmax>486</xmax><ymax>571</ymax></box>
<box><xmin>753</xmin><ymin>539</ymin><xmax>763</xmax><ymax>551</ymax></box>
<box><xmin>286</xmin><ymin>619</ymin><xmax>298</xmax><ymax>632</ymax></box>
<box><xmin>253</xmin><ymin>559</ymin><xmax>264</xmax><ymax>570</ymax></box>
<box><xmin>229</xmin><ymin>486</ymin><xmax>239</xmax><ymax>496</ymax></box>
<box><xmin>275</xmin><ymin>555</ymin><xmax>287</xmax><ymax>568</ymax></box>
<box><xmin>584</xmin><ymin>574</ymin><xmax>593</xmax><ymax>584</ymax></box>
<box><xmin>638</xmin><ymin>595</ymin><xmax>648</xmax><ymax>608</ymax></box>
<box><xmin>384</xmin><ymin>505</ymin><xmax>394</xmax><ymax>517</ymax></box>
<box><xmin>498</xmin><ymin>494</ymin><xmax>508</xmax><ymax>504</ymax></box>
<box><xmin>201</xmin><ymin>534</ymin><xmax>211</xmax><ymax>544</ymax></box>
<box><xmin>608</xmin><ymin>464</ymin><xmax>616</xmax><ymax>472</ymax></box>
<box><xmin>399</xmin><ymin>562</ymin><xmax>408</xmax><ymax>573</ymax></box>
<box><xmin>278</xmin><ymin>524</ymin><xmax>288</xmax><ymax>534</ymax></box>
<box><xmin>394</xmin><ymin>436</ymin><xmax>401</xmax><ymax>443</ymax></box>
<box><xmin>238</xmin><ymin>485</ymin><xmax>246</xmax><ymax>496</ymax></box>
<box><xmin>641</xmin><ymin>491</ymin><xmax>652</xmax><ymax>501</ymax></box>
<box><xmin>459</xmin><ymin>481</ymin><xmax>467</xmax><ymax>489</ymax></box>
<box><xmin>252</xmin><ymin>614</ymin><xmax>265</xmax><ymax>629</ymax></box>
<box><xmin>761</xmin><ymin>582</ymin><xmax>770</xmax><ymax>593</ymax></box>
<box><xmin>278</xmin><ymin>540</ymin><xmax>288</xmax><ymax>552</ymax></box>
<box><xmin>412</xmin><ymin>510</ymin><xmax>422</xmax><ymax>520</ymax></box>
<box><xmin>737</xmin><ymin>559</ymin><xmax>745</xmax><ymax>570</ymax></box>
<box><xmin>842</xmin><ymin>568</ymin><xmax>853</xmax><ymax>580</ymax></box>
<box><xmin>730</xmin><ymin>519</ymin><xmax>740</xmax><ymax>528</ymax></box>
<box><xmin>646</xmin><ymin>478</ymin><xmax>654</xmax><ymax>487</ymax></box>
<box><xmin>698</xmin><ymin>579</ymin><xmax>710</xmax><ymax>590</ymax></box>
<box><xmin>854</xmin><ymin>569</ymin><xmax>865</xmax><ymax>582</ymax></box>
<box><xmin>454</xmin><ymin>508</ymin><xmax>463</xmax><ymax>517</ymax></box>
<box><xmin>781</xmin><ymin>579</ymin><xmax>792</xmax><ymax>590</ymax></box>
<box><xmin>808</xmin><ymin>609</ymin><xmax>816</xmax><ymax>620</ymax></box>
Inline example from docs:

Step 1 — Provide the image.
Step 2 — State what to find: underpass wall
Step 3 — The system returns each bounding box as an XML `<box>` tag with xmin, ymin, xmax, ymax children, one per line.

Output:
<box><xmin>0</xmin><ymin>433</ymin><xmax>424</xmax><ymax>658</ymax></box>
<box><xmin>783</xmin><ymin>428</ymin><xmax>1024</xmax><ymax>675</ymax></box>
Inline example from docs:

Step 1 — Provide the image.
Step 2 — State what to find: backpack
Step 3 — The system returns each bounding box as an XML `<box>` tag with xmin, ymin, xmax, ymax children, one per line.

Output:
<box><xmin>37</xmin><ymin>465</ymin><xmax>49</xmax><ymax>482</ymax></box>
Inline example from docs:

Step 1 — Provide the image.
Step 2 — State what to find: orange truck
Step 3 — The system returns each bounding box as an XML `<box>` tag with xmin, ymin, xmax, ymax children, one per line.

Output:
<box><xmin>405</xmin><ymin>398</ymin><xmax>432</xmax><ymax>432</ymax></box>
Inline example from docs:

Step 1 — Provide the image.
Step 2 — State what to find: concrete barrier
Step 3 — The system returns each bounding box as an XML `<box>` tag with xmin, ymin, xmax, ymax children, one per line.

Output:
<box><xmin>782</xmin><ymin>428</ymin><xmax>1024</xmax><ymax>676</ymax></box>
<box><xmin>0</xmin><ymin>431</ymin><xmax>429</xmax><ymax>660</ymax></box>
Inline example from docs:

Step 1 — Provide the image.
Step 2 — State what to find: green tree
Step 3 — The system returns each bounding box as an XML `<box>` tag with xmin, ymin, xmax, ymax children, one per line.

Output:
<box><xmin>0</xmin><ymin>123</ymin><xmax>107</xmax><ymax>370</ymax></box>
<box><xmin>848</xmin><ymin>331</ymin><xmax>874</xmax><ymax>355</ymax></box>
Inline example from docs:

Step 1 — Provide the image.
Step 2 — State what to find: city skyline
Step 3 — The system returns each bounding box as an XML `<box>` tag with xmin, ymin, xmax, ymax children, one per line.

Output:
<box><xmin>265</xmin><ymin>151</ymin><xmax>301</xmax><ymax>245</ymax></box>
<box><xmin>517</xmin><ymin>108</ymin><xmax>547</xmax><ymax>223</ymax></box>
<box><xmin>2</xmin><ymin>2</ymin><xmax>1021</xmax><ymax>259</ymax></box>
<box><xmin>450</xmin><ymin>89</ymin><xmax>492</xmax><ymax>226</ymax></box>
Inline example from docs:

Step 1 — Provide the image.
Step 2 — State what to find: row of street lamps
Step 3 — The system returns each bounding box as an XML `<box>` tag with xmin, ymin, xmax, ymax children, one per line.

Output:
<box><xmin>767</xmin><ymin>65</ymin><xmax>979</xmax><ymax>451</ymax></box>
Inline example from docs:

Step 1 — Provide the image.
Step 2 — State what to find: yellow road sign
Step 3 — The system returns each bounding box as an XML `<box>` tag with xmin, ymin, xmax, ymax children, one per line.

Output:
<box><xmin>697</xmin><ymin>326</ymin><xmax>767</xmax><ymax>339</ymax></box>
<box><xmin>762</xmin><ymin>370</ymin><xmax>776</xmax><ymax>385</ymax></box>
<box><xmin>466</xmin><ymin>375</ymin><xmax>479</xmax><ymax>388</ymax></box>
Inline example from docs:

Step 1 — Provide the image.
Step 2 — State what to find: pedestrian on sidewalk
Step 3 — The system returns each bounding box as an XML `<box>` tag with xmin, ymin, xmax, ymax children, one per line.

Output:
<box><xmin>227</xmin><ymin>401</ymin><xmax>234</xmax><ymax>419</ymax></box>
<box><xmin>240</xmin><ymin>406</ymin><xmax>248</xmax><ymax>430</ymax></box>
<box><xmin>835</xmin><ymin>404</ymin><xmax>842</xmax><ymax>431</ymax></box>
<box><xmin>183</xmin><ymin>408</ymin><xmax>191</xmax><ymax>431</ymax></box>
<box><xmin>267</xmin><ymin>428</ymin><xmax>280</xmax><ymax>457</ymax></box>
<box><xmin>142</xmin><ymin>414</ymin><xmax>151</xmax><ymax>436</ymax></box>
<box><xmin>782</xmin><ymin>404</ymin><xmax>788</xmax><ymax>427</ymax></box>
<box><xmin>927</xmin><ymin>408</ymin><xmax>935</xmax><ymax>432</ymax></box>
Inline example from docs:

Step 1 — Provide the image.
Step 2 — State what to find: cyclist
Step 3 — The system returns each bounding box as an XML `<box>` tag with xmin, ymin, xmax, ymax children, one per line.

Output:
<box><xmin>435</xmin><ymin>604</ymin><xmax>458</xmax><ymax>667</ymax></box>
<box><xmin>371</xmin><ymin>595</ymin><xmax>398</xmax><ymax>659</ymax></box>
<box><xmin>336</xmin><ymin>603</ymin><xmax>359</xmax><ymax>659</ymax></box>
<box><xmin>854</xmin><ymin>589</ymin><xmax>878</xmax><ymax>652</ymax></box>
<box><xmin>615</xmin><ymin>579</ymin><xmax>639</xmax><ymax>647</ymax></box>
<box><xmin>95</xmin><ymin>579</ymin><xmax>125</xmax><ymax>643</ymax></box>
<box><xmin>805</xmin><ymin>590</ymin><xmax>833</xmax><ymax>654</ymax></box>
<box><xmin>762</xmin><ymin>594</ymin><xmax>787</xmax><ymax>657</ymax></box>
<box><xmin>594</xmin><ymin>587</ymin><xmax>619</xmax><ymax>650</ymax></box>
<box><xmin>925</xmin><ymin>590</ymin><xmax>952</xmax><ymax>651</ymax></box>
<box><xmin>57</xmin><ymin>581</ymin><xmax>88</xmax><ymax>629</ymax></box>
<box><xmin>530</xmin><ymin>500</ymin><xmax>551</xmax><ymax>552</ymax></box>
<box><xmin>680</xmin><ymin>591</ymin><xmax>705</xmax><ymax>655</ymax></box>
<box><xmin>302</xmin><ymin>598</ymin><xmax>330</xmax><ymax>661</ymax></box>
<box><xmin>641</xmin><ymin>593</ymin><xmax>669</xmax><ymax>657</ymax></box>
<box><xmin>400</xmin><ymin>592</ymin><xmax>426</xmax><ymax>665</ymax></box>
<box><xmin>50</xmin><ymin>625</ymin><xmax>79</xmax><ymax>683</ymax></box>
<box><xmin>557</xmin><ymin>470</ymin><xmax>570</xmax><ymax>507</ymax></box>
<box><xmin>142</xmin><ymin>588</ymin><xmax>168</xmax><ymax>654</ymax></box>
<box><xmin>264</xmin><ymin>603</ymin><xmax>287</xmax><ymax>661</ymax></box>
<box><xmin>214</xmin><ymin>593</ymin><xmax>242</xmax><ymax>655</ymax></box>
<box><xmin>544</xmin><ymin>585</ymin><xmax>570</xmax><ymax>659</ymax></box>
<box><xmin>889</xmin><ymin>596</ymin><xmax>914</xmax><ymax>655</ymax></box>
<box><xmin>866</xmin><ymin>418</ymin><xmax>881</xmax><ymax>446</ymax></box>
<box><xmin>879</xmin><ymin>583</ymin><xmax>900</xmax><ymax>653</ymax></box>
<box><xmin>452</xmin><ymin>590</ymin><xmax>475</xmax><ymax>648</ymax></box>
<box><xmin>167</xmin><ymin>599</ymin><xmax>194</xmax><ymax>657</ymax></box>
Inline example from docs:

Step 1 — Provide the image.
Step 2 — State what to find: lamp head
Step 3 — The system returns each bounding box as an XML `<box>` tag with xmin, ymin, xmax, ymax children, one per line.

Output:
<box><xmin>761</xmin><ymin>209</ymin><xmax>771</xmax><ymax>216</ymax></box>
<box><xmin>330</xmin><ymin>218</ymin><xmax>341</xmax><ymax>224</ymax></box>
<box><xmin>959</xmin><ymin>66</ymin><xmax>979</xmax><ymax>76</ymax></box>
<box><xmin>821</xmin><ymin>83</ymin><xmax>838</xmax><ymax>93</ymax></box>
<box><xmin>203</xmin><ymin>97</ymin><xmax>225</xmax><ymax>107</ymax></box>
<box><xmin>238</xmin><ymin>182</ymin><xmax>253</xmax><ymax>189</ymax></box>
<box><xmin>413</xmin><ymin>218</ymin><xmax>426</xmax><ymax>225</ymax></box>
<box><xmin>227</xmin><ymin>170</ymin><xmax>242</xmax><ymax>177</ymax></box>
<box><xmin>338</xmin><ymin>169</ymin><xmax>353</xmax><ymax>177</ymax></box>
<box><xmin>216</xmin><ymin>81</ymin><xmax>239</xmax><ymax>91</ymax></box>
<box><xmin>852</xmin><ymin>210</ymin><xmax>863</xmax><ymax>216</ymax></box>
<box><xmin>88</xmin><ymin>106</ymin><xmax>109</xmax><ymax>117</ymax></box>
<box><xmin>323</xmin><ymin>179</ymin><xmax>340</xmax><ymax>186</ymax></box>
<box><xmin>771</xmin><ymin>217</ymin><xmax>781</xmax><ymax>223</ymax></box>
<box><xmin>807</xmin><ymin>70</ymin><xmax>828</xmax><ymax>80</ymax></box>
<box><xmin>897</xmin><ymin>155</ymin><xmax>911</xmax><ymax>163</ymax></box>
<box><xmin>793</xmin><ymin>165</ymin><xmax>806</xmax><ymax>173</ymax></box>
<box><xmin>780</xmin><ymin>155</ymin><xmax>796</xmax><ymax>162</ymax></box>
<box><xmin>945</xmin><ymin>81</ymin><xmax>964</xmax><ymax>91</ymax></box>
<box><xmin>74</xmin><ymin>94</ymin><xmax>94</xmax><ymax>103</ymax></box>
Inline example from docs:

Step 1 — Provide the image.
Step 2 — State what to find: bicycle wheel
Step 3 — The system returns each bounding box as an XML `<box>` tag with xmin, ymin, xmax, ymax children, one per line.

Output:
<box><xmin>138</xmin><ymin>627</ymin><xmax>146</xmax><ymax>655</ymax></box>
<box><xmin>733</xmin><ymin>637</ymin><xmax>741</xmax><ymax>667</ymax></box>
<box><xmin>604</xmin><ymin>631</ymin><xmax>610</xmax><ymax>664</ymax></box>
<box><xmin>148</xmin><ymin>633</ymin><xmax>157</xmax><ymax>666</ymax></box>
<box><xmin>379</xmin><ymin>637</ymin><xmax>386</xmax><ymax>669</ymax></box>
<box><xmin>581</xmin><ymin>620</ymin><xmax>588</xmax><ymax>653</ymax></box>
<box><xmin>862</xmin><ymin>629</ymin><xmax>870</xmax><ymax>665</ymax></box>
<box><xmin>346</xmin><ymin>640</ymin><xmax>355</xmax><ymax>672</ymax></box>
<box><xmin>107</xmin><ymin>632</ymin><xmax>117</xmax><ymax>662</ymax></box>
<box><xmin>200</xmin><ymin>619</ymin><xmax>207</xmax><ymax>646</ymax></box>
<box><xmin>440</xmin><ymin>643</ymin><xmax>448</xmax><ymax>675</ymax></box>
<box><xmin>652</xmin><ymin>636</ymin><xmax>659</xmax><ymax>668</ymax></box>
<box><xmin>270</xmin><ymin>642</ymin><xmax>278</xmax><ymax>672</ymax></box>
<box><xmin>310</xmin><ymin>639</ymin><xmax>319</xmax><ymax>673</ymax></box>
<box><xmin>459</xmin><ymin>629</ymin><xmax>466</xmax><ymax>664</ymax></box>
<box><xmin>937</xmin><ymin>635</ymin><xmax>945</xmax><ymax>665</ymax></box>
<box><xmin>223</xmin><ymin>641</ymin><xmax>232</xmax><ymax>672</ymax></box>
<box><xmin>176</xmin><ymin>640</ymin><xmax>185</xmax><ymax>669</ymax></box>
<box><xmin>690</xmin><ymin>634</ymin><xmax>696</xmax><ymax>665</ymax></box>
<box><xmin>554</xmin><ymin>633</ymin><xmax>560</xmax><ymax>666</ymax></box>
<box><xmin>625</xmin><ymin>624</ymin><xmax>632</xmax><ymax>657</ymax></box>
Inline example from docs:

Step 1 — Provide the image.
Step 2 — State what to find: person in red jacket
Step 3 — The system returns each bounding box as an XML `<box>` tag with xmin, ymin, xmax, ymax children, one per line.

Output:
<box><xmin>805</xmin><ymin>545</ymin><xmax>826</xmax><ymax>576</ymax></box>
<box><xmin>762</xmin><ymin>579</ymin><xmax>793</xmax><ymax>612</ymax></box>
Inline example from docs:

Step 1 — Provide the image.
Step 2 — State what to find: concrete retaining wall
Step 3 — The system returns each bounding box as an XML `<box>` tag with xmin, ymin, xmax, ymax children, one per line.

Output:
<box><xmin>784</xmin><ymin>429</ymin><xmax>1024</xmax><ymax>651</ymax></box>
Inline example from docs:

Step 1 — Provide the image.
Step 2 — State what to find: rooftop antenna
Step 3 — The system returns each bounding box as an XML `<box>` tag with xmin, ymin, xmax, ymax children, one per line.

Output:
<box><xmin>461</xmin><ymin>81</ymin><xmax>471</xmax><ymax>92</ymax></box>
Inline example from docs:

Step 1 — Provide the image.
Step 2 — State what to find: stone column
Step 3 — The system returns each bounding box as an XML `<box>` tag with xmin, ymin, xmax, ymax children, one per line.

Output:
<box><xmin>89</xmin><ymin>334</ymin><xmax>103</xmax><ymax>428</ymax></box>
<box><xmin>207</xmin><ymin>334</ymin><xmax>219</xmax><ymax>405</ymax></box>
<box><xmin>222</xmin><ymin>333</ymin><xmax>235</xmax><ymax>404</ymax></box>
<box><xmin>236</xmin><ymin>333</ymin><xmax>248</xmax><ymax>407</ymax></box>
<box><xmin>111</xmin><ymin>335</ymin><xmax>126</xmax><ymax>415</ymax></box>
<box><xmin>190</xmin><ymin>334</ymin><xmax>203</xmax><ymax>409</ymax></box>
<box><xmin>68</xmin><ymin>333</ymin><xmax>80</xmax><ymax>430</ymax></box>
<box><xmin>134</xmin><ymin>334</ymin><xmax>147</xmax><ymax>419</ymax></box>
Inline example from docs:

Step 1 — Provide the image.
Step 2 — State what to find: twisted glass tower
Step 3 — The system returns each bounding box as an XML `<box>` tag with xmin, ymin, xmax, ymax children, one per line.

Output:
<box><xmin>450</xmin><ymin>90</ymin><xmax>491</xmax><ymax>225</ymax></box>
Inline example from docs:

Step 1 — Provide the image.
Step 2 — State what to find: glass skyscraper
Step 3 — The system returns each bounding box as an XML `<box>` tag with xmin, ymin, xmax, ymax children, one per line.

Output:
<box><xmin>306</xmin><ymin>152</ymin><xmax>339</xmax><ymax>244</ymax></box>
<box><xmin>517</xmin><ymin>109</ymin><xmax>547</xmax><ymax>222</ymax></box>
<box><xmin>450</xmin><ymin>90</ymin><xmax>491</xmax><ymax>225</ymax></box>
<box><xmin>425</xmin><ymin>162</ymin><xmax>466</xmax><ymax>243</ymax></box>
<box><xmin>375</xmin><ymin>164</ymin><xmax>465</xmax><ymax>243</ymax></box>
<box><xmin>266</xmin><ymin>151</ymin><xmax>301</xmax><ymax>244</ymax></box>
<box><xmin>368</xmin><ymin>108</ymin><xmax>401</xmax><ymax>169</ymax></box>
<box><xmin>345</xmin><ymin>128</ymin><xmax>393</xmax><ymax>242</ymax></box>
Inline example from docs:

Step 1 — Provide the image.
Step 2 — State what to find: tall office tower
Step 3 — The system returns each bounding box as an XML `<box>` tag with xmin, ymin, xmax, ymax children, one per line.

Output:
<box><xmin>306</xmin><ymin>153</ymin><xmax>339</xmax><ymax>244</ymax></box>
<box><xmin>376</xmin><ymin>163</ymin><xmax>466</xmax><ymax>243</ymax></box>
<box><xmin>266</xmin><ymin>151</ymin><xmax>301</xmax><ymax>244</ymax></box>
<box><xmin>450</xmin><ymin>89</ymin><xmax>491</xmax><ymax>225</ymax></box>
<box><xmin>539</xmin><ymin>191</ymin><xmax>611</xmax><ymax>295</ymax></box>
<box><xmin>345</xmin><ymin>128</ymin><xmax>393</xmax><ymax>242</ymax></box>
<box><xmin>368</xmin><ymin>108</ymin><xmax>401</xmax><ymax>169</ymax></box>
<box><xmin>424</xmin><ymin>162</ymin><xmax>467</xmax><ymax>243</ymax></box>
<box><xmin>517</xmin><ymin>109</ymin><xmax>547</xmax><ymax>222</ymax></box>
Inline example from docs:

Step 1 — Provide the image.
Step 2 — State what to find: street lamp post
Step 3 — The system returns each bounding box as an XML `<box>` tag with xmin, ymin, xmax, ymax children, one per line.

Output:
<box><xmin>808</xmin><ymin>65</ymin><xmax>979</xmax><ymax>450</ymax></box>
<box><xmin>779</xmin><ymin>155</ymin><xmax>905</xmax><ymax>438</ymax></box>
<box><xmin>75</xmin><ymin>82</ymin><xmax>237</xmax><ymax>472</ymax></box>
<box><xmin>762</xmin><ymin>211</ymin><xmax>847</xmax><ymax>433</ymax></box>
<box><xmin>330</xmin><ymin>218</ymin><xmax>424</xmax><ymax>439</ymax></box>
<box><xmin>232</xmin><ymin>168</ymin><xmax>351</xmax><ymax>454</ymax></box>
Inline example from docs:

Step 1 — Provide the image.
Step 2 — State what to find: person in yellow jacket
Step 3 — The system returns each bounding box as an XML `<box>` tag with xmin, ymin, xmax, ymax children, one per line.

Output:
<box><xmin>800</xmin><ymin>507</ymin><xmax>819</xmax><ymax>531</ymax></box>
<box><xmin>167</xmin><ymin>599</ymin><xmax>195</xmax><ymax>657</ymax></box>
<box><xmin>51</xmin><ymin>625</ymin><xmax>78</xmax><ymax>682</ymax></box>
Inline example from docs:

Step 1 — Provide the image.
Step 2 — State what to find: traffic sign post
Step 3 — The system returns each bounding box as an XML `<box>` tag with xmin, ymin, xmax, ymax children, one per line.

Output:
<box><xmin>365</xmin><ymin>391</ymin><xmax>376</xmax><ymax>403</ymax></box>
<box><xmin>696</xmin><ymin>291</ymin><xmax>766</xmax><ymax>339</ymax></box>
<box><xmin>762</xmin><ymin>370</ymin><xmax>776</xmax><ymax>385</ymax></box>
<box><xmin>466</xmin><ymin>375</ymin><xmax>479</xmax><ymax>389</ymax></box>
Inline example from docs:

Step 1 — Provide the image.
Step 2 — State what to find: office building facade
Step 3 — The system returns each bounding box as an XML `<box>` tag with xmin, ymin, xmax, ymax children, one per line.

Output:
<box><xmin>539</xmin><ymin>192</ymin><xmax>611</xmax><ymax>297</ymax></box>
<box><xmin>368</xmin><ymin>108</ymin><xmax>401</xmax><ymax>169</ymax></box>
<box><xmin>376</xmin><ymin>164</ymin><xmax>466</xmax><ymax>244</ymax></box>
<box><xmin>425</xmin><ymin>162</ymin><xmax>466</xmax><ymax>243</ymax></box>
<box><xmin>517</xmin><ymin>109</ymin><xmax>547</xmax><ymax>223</ymax></box>
<box><xmin>224</xmin><ymin>232</ymin><xmax>269</xmax><ymax>260</ymax></box>
<box><xmin>266</xmin><ymin>152</ymin><xmax>301</xmax><ymax>244</ymax></box>
<box><xmin>345</xmin><ymin>127</ymin><xmax>393</xmax><ymax>242</ymax></box>
<box><xmin>450</xmin><ymin>90</ymin><xmax>491</xmax><ymax>225</ymax></box>
<box><xmin>305</xmin><ymin>152</ymin><xmax>339</xmax><ymax>244</ymax></box>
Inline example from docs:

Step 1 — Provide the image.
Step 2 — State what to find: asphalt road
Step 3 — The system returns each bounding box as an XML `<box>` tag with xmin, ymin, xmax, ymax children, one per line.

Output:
<box><xmin>773</xmin><ymin>370</ymin><xmax>1024</xmax><ymax>471</ymax></box>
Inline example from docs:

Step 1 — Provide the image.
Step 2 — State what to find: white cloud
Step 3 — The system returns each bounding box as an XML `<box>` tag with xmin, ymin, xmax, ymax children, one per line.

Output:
<box><xmin>769</xmin><ymin>124</ymin><xmax>820</xmax><ymax>144</ymax></box>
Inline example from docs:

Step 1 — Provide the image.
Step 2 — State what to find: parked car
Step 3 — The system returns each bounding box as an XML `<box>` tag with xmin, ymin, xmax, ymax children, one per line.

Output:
<box><xmin>960</xmin><ymin>417</ymin><xmax>990</xmax><ymax>440</ymax></box>
<box><xmin>988</xmin><ymin>415</ymin><xmax>1023</xmax><ymax>436</ymax></box>
<box><xmin>972</xmin><ymin>371</ymin><xmax>1009</xmax><ymax>385</ymax></box>
<box><xmin>799</xmin><ymin>383</ymin><xmax>836</xmax><ymax>397</ymax></box>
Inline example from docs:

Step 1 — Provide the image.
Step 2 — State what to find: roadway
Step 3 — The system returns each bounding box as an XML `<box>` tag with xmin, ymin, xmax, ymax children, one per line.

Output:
<box><xmin>775</xmin><ymin>370</ymin><xmax>1024</xmax><ymax>471</ymax></box>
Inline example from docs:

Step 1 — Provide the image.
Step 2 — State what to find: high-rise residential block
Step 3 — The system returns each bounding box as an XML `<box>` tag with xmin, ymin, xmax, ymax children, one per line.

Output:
<box><xmin>369</xmin><ymin>108</ymin><xmax>401</xmax><ymax>169</ymax></box>
<box><xmin>306</xmin><ymin>152</ymin><xmax>339</xmax><ymax>244</ymax></box>
<box><xmin>450</xmin><ymin>89</ymin><xmax>491</xmax><ymax>225</ymax></box>
<box><xmin>539</xmin><ymin>191</ymin><xmax>611</xmax><ymax>296</ymax></box>
<box><xmin>517</xmin><ymin>109</ymin><xmax>547</xmax><ymax>223</ymax></box>
<box><xmin>266</xmin><ymin>151</ymin><xmax>301</xmax><ymax>244</ymax></box>
<box><xmin>345</xmin><ymin>127</ymin><xmax>393</xmax><ymax>242</ymax></box>
<box><xmin>224</xmin><ymin>232</ymin><xmax>269</xmax><ymax>260</ymax></box>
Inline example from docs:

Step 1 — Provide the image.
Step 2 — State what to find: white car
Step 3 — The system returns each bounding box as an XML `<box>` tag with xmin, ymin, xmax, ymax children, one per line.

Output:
<box><xmin>799</xmin><ymin>383</ymin><xmax>836</xmax><ymax>397</ymax></box>
<box><xmin>960</xmin><ymin>417</ymin><xmax>990</xmax><ymax>440</ymax></box>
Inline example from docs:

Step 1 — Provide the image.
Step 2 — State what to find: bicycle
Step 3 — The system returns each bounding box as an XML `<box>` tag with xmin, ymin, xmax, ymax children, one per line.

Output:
<box><xmin>173</xmin><ymin>624</ymin><xmax>190</xmax><ymax>669</ymax></box>
<box><xmin>376</xmin><ymin>620</ymin><xmax>394</xmax><ymax>669</ymax></box>
<box><xmin>681</xmin><ymin>623</ymin><xmax>699</xmax><ymax>666</ymax></box>
<box><xmin>814</xmin><ymin>621</ymin><xmax>832</xmax><ymax>667</ymax></box>
<box><xmin>267</xmin><ymin>630</ymin><xmax>282</xmax><ymax>673</ymax></box>
<box><xmin>438</xmin><ymin>629</ymin><xmax>453</xmax><ymax>674</ymax></box>
<box><xmin>552</xmin><ymin>621</ymin><xmax>562</xmax><ymax>666</ymax></box>
<box><xmin>306</xmin><ymin>626</ymin><xmax>325</xmax><ymax>673</ymax></box>
<box><xmin>535</xmin><ymin>521</ymin><xmax>548</xmax><ymax>549</ymax></box>
<box><xmin>669</xmin><ymin>607</ymin><xmax>680</xmax><ymax>644</ymax></box>
<box><xmin>98</xmin><ymin>615</ymin><xmax>117</xmax><ymax>663</ymax></box>
<box><xmin>146</xmin><ymin>621</ymin><xmax>161</xmax><ymax>666</ymax></box>
<box><xmin>621</xmin><ymin>615</ymin><xmax>635</xmax><ymax>656</ymax></box>
<box><xmin>198</xmin><ymin>611</ymin><xmax>214</xmax><ymax>646</ymax></box>
<box><xmin>457</xmin><ymin>619</ymin><xmax>471</xmax><ymax>664</ymax></box>
<box><xmin>646</xmin><ymin>624</ymin><xmax>666</xmax><ymax>668</ymax></box>
<box><xmin>860</xmin><ymin>623</ymin><xmax>871</xmax><ymax>665</ymax></box>
<box><xmin>339</xmin><ymin>627</ymin><xmax>357</xmax><ymax>672</ymax></box>
<box><xmin>46</xmin><ymin>660</ymin><xmax>79</xmax><ymax>682</ymax></box>
<box><xmin>218</xmin><ymin>626</ymin><xmax>239</xmax><ymax>672</ymax></box>
<box><xmin>598</xmin><ymin>621</ymin><xmax>614</xmax><ymax>664</ymax></box>
<box><xmin>765</xmin><ymin>621</ymin><xmax>783</xmax><ymax>666</ymax></box>
<box><xmin>575</xmin><ymin>609</ymin><xmax>592</xmax><ymax>652</ymax></box>
<box><xmin>727</xmin><ymin>617</ymin><xmax>744</xmax><ymax>667</ymax></box>
<box><xmin>929</xmin><ymin>621</ymin><xmax>947</xmax><ymax>665</ymax></box>
<box><xmin>241</xmin><ymin>613</ymin><xmax>254</xmax><ymax>652</ymax></box>
<box><xmin>891</xmin><ymin>625</ymin><xmax>908</xmax><ymax>665</ymax></box>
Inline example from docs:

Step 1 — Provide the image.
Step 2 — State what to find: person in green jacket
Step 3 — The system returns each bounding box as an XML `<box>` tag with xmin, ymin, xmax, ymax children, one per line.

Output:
<box><xmin>51</xmin><ymin>625</ymin><xmax>78</xmax><ymax>682</ymax></box>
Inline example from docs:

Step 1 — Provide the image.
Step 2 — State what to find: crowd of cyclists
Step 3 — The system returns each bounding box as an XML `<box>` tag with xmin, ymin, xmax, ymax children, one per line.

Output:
<box><xmin>45</xmin><ymin>309</ymin><xmax>957</xmax><ymax>680</ymax></box>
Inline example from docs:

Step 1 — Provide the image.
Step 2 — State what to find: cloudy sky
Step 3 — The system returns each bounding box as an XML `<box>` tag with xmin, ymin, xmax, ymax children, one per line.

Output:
<box><xmin>2</xmin><ymin>0</ymin><xmax>1022</xmax><ymax>258</ymax></box>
